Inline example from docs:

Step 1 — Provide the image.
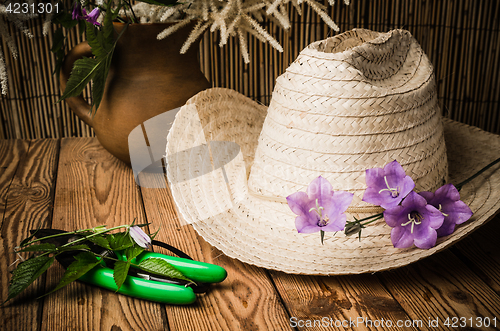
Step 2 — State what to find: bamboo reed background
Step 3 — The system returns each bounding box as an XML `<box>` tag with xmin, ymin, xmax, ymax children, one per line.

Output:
<box><xmin>1</xmin><ymin>0</ymin><xmax>499</xmax><ymax>139</ymax></box>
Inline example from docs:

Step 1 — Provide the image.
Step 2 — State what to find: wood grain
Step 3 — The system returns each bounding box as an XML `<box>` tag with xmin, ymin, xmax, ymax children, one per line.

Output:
<box><xmin>452</xmin><ymin>214</ymin><xmax>500</xmax><ymax>295</ymax></box>
<box><xmin>270</xmin><ymin>271</ymin><xmax>419</xmax><ymax>331</ymax></box>
<box><xmin>3</xmin><ymin>137</ymin><xmax>500</xmax><ymax>331</ymax></box>
<box><xmin>39</xmin><ymin>138</ymin><xmax>167</xmax><ymax>331</ymax></box>
<box><xmin>0</xmin><ymin>139</ymin><xmax>59</xmax><ymax>331</ymax></box>
<box><xmin>137</xmin><ymin>171</ymin><xmax>293</xmax><ymax>331</ymax></box>
<box><xmin>379</xmin><ymin>250</ymin><xmax>500</xmax><ymax>330</ymax></box>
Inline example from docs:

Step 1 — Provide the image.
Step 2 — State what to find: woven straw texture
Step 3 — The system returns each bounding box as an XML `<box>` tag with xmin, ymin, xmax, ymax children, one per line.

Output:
<box><xmin>166</xmin><ymin>86</ymin><xmax>500</xmax><ymax>275</ymax></box>
<box><xmin>247</xmin><ymin>29</ymin><xmax>448</xmax><ymax>210</ymax></box>
<box><xmin>165</xmin><ymin>29</ymin><xmax>500</xmax><ymax>275</ymax></box>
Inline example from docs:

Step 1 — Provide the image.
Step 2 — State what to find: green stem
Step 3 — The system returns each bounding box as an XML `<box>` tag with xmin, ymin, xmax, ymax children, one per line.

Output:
<box><xmin>355</xmin><ymin>212</ymin><xmax>384</xmax><ymax>224</ymax></box>
<box><xmin>123</xmin><ymin>0</ymin><xmax>138</xmax><ymax>23</ymax></box>
<box><xmin>58</xmin><ymin>225</ymin><xmax>130</xmax><ymax>250</ymax></box>
<box><xmin>455</xmin><ymin>156</ymin><xmax>500</xmax><ymax>191</ymax></box>
<box><xmin>20</xmin><ymin>225</ymin><xmax>129</xmax><ymax>248</ymax></box>
<box><xmin>360</xmin><ymin>214</ymin><xmax>384</xmax><ymax>226</ymax></box>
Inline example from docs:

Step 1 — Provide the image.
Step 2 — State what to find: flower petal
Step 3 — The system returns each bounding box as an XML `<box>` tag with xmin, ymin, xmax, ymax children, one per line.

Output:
<box><xmin>129</xmin><ymin>226</ymin><xmax>151</xmax><ymax>248</ymax></box>
<box><xmin>295</xmin><ymin>215</ymin><xmax>320</xmax><ymax>233</ymax></box>
<box><xmin>399</xmin><ymin>175</ymin><xmax>416</xmax><ymax>200</ymax></box>
<box><xmin>444</xmin><ymin>200</ymin><xmax>473</xmax><ymax>225</ymax></box>
<box><xmin>401</xmin><ymin>191</ymin><xmax>427</xmax><ymax>209</ymax></box>
<box><xmin>364</xmin><ymin>167</ymin><xmax>385</xmax><ymax>187</ymax></box>
<box><xmin>413</xmin><ymin>225</ymin><xmax>437</xmax><ymax>249</ymax></box>
<box><xmin>307</xmin><ymin>176</ymin><xmax>333</xmax><ymax>202</ymax></box>
<box><xmin>72</xmin><ymin>3</ymin><xmax>83</xmax><ymax>20</ymax></box>
<box><xmin>391</xmin><ymin>226</ymin><xmax>414</xmax><ymax>248</ymax></box>
<box><xmin>434</xmin><ymin>183</ymin><xmax>461</xmax><ymax>202</ymax></box>
<box><xmin>362</xmin><ymin>160</ymin><xmax>415</xmax><ymax>209</ymax></box>
<box><xmin>418</xmin><ymin>190</ymin><xmax>434</xmax><ymax>202</ymax></box>
<box><xmin>321</xmin><ymin>213</ymin><xmax>347</xmax><ymax>232</ymax></box>
<box><xmin>436</xmin><ymin>200</ymin><xmax>473</xmax><ymax>236</ymax></box>
<box><xmin>383</xmin><ymin>205</ymin><xmax>406</xmax><ymax>227</ymax></box>
<box><xmin>362</xmin><ymin>186</ymin><xmax>389</xmax><ymax>207</ymax></box>
<box><xmin>423</xmin><ymin>204</ymin><xmax>445</xmax><ymax>229</ymax></box>
<box><xmin>332</xmin><ymin>191</ymin><xmax>354</xmax><ymax>214</ymax></box>
<box><xmin>85</xmin><ymin>8</ymin><xmax>101</xmax><ymax>26</ymax></box>
<box><xmin>384</xmin><ymin>160</ymin><xmax>406</xmax><ymax>178</ymax></box>
<box><xmin>286</xmin><ymin>191</ymin><xmax>311</xmax><ymax>216</ymax></box>
<box><xmin>435</xmin><ymin>220</ymin><xmax>457</xmax><ymax>237</ymax></box>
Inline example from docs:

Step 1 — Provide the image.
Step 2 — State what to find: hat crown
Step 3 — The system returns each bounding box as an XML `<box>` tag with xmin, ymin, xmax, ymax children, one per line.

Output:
<box><xmin>248</xmin><ymin>29</ymin><xmax>448</xmax><ymax>207</ymax></box>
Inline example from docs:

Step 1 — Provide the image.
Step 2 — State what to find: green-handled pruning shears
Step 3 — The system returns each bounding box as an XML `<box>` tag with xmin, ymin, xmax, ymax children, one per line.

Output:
<box><xmin>34</xmin><ymin>229</ymin><xmax>227</xmax><ymax>305</ymax></box>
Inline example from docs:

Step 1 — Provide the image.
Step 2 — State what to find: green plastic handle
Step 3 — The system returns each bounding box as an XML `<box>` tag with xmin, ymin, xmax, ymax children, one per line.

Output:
<box><xmin>132</xmin><ymin>252</ymin><xmax>227</xmax><ymax>284</ymax></box>
<box><xmin>78</xmin><ymin>265</ymin><xmax>197</xmax><ymax>305</ymax></box>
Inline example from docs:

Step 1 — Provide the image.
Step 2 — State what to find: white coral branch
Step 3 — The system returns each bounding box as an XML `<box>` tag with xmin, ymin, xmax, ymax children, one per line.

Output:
<box><xmin>157</xmin><ymin>18</ymin><xmax>192</xmax><ymax>40</ymax></box>
<box><xmin>181</xmin><ymin>20</ymin><xmax>211</xmax><ymax>54</ymax></box>
<box><xmin>242</xmin><ymin>13</ymin><xmax>283</xmax><ymax>52</ymax></box>
<box><xmin>303</xmin><ymin>0</ymin><xmax>339</xmax><ymax>31</ymax></box>
<box><xmin>237</xmin><ymin>28</ymin><xmax>250</xmax><ymax>63</ymax></box>
<box><xmin>0</xmin><ymin>45</ymin><xmax>8</xmax><ymax>95</ymax></box>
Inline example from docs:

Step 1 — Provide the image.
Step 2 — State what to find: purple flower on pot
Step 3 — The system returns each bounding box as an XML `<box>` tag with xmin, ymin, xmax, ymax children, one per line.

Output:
<box><xmin>72</xmin><ymin>2</ymin><xmax>84</xmax><ymax>20</ymax></box>
<box><xmin>129</xmin><ymin>226</ymin><xmax>152</xmax><ymax>249</ymax></box>
<box><xmin>362</xmin><ymin>160</ymin><xmax>415</xmax><ymax>209</ymax></box>
<box><xmin>286</xmin><ymin>176</ymin><xmax>353</xmax><ymax>234</ymax></box>
<box><xmin>419</xmin><ymin>184</ymin><xmax>473</xmax><ymax>237</ymax></box>
<box><xmin>384</xmin><ymin>191</ymin><xmax>444</xmax><ymax>249</ymax></box>
<box><xmin>72</xmin><ymin>2</ymin><xmax>101</xmax><ymax>26</ymax></box>
<box><xmin>85</xmin><ymin>8</ymin><xmax>101</xmax><ymax>26</ymax></box>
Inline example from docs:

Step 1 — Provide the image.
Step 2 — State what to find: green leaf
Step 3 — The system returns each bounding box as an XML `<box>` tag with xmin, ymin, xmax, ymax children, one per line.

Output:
<box><xmin>102</xmin><ymin>9</ymin><xmax>115</xmax><ymax>47</ymax></box>
<box><xmin>87</xmin><ymin>235</ymin><xmax>112</xmax><ymax>250</ymax></box>
<box><xmin>90</xmin><ymin>54</ymin><xmax>111</xmax><ymax>113</ymax></box>
<box><xmin>44</xmin><ymin>252</ymin><xmax>101</xmax><ymax>296</ymax></box>
<box><xmin>107</xmin><ymin>233</ymin><xmax>134</xmax><ymax>251</ymax></box>
<box><xmin>149</xmin><ymin>226</ymin><xmax>160</xmax><ymax>241</ymax></box>
<box><xmin>137</xmin><ymin>258</ymin><xmax>193</xmax><ymax>283</ymax></box>
<box><xmin>4</xmin><ymin>255</ymin><xmax>54</xmax><ymax>304</ymax></box>
<box><xmin>86</xmin><ymin>22</ymin><xmax>111</xmax><ymax>60</ymax></box>
<box><xmin>113</xmin><ymin>260</ymin><xmax>130</xmax><ymax>290</ymax></box>
<box><xmin>18</xmin><ymin>243</ymin><xmax>57</xmax><ymax>253</ymax></box>
<box><xmin>51</xmin><ymin>28</ymin><xmax>65</xmax><ymax>52</ymax></box>
<box><xmin>78</xmin><ymin>20</ymin><xmax>86</xmax><ymax>36</ymax></box>
<box><xmin>58</xmin><ymin>56</ymin><xmax>99</xmax><ymax>101</ymax></box>
<box><xmin>125</xmin><ymin>245</ymin><xmax>144</xmax><ymax>262</ymax></box>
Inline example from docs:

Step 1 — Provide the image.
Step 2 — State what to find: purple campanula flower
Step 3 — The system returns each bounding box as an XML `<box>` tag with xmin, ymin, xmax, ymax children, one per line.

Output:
<box><xmin>286</xmin><ymin>176</ymin><xmax>353</xmax><ymax>234</ymax></box>
<box><xmin>362</xmin><ymin>160</ymin><xmax>415</xmax><ymax>209</ymax></box>
<box><xmin>384</xmin><ymin>191</ymin><xmax>444</xmax><ymax>249</ymax></box>
<box><xmin>72</xmin><ymin>2</ymin><xmax>84</xmax><ymax>20</ymax></box>
<box><xmin>85</xmin><ymin>8</ymin><xmax>101</xmax><ymax>26</ymax></box>
<box><xmin>72</xmin><ymin>2</ymin><xmax>101</xmax><ymax>26</ymax></box>
<box><xmin>419</xmin><ymin>184</ymin><xmax>473</xmax><ymax>237</ymax></box>
<box><xmin>129</xmin><ymin>226</ymin><xmax>152</xmax><ymax>249</ymax></box>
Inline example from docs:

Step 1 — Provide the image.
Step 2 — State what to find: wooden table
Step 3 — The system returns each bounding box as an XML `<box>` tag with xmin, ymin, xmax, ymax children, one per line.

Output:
<box><xmin>1</xmin><ymin>138</ymin><xmax>500</xmax><ymax>331</ymax></box>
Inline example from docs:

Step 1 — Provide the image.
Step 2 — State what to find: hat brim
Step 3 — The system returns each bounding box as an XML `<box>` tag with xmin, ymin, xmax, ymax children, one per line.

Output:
<box><xmin>166</xmin><ymin>88</ymin><xmax>500</xmax><ymax>275</ymax></box>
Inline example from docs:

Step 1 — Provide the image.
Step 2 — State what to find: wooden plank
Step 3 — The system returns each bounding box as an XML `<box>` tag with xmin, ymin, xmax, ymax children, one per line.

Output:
<box><xmin>452</xmin><ymin>214</ymin><xmax>500</xmax><ymax>294</ymax></box>
<box><xmin>137</xmin><ymin>171</ymin><xmax>293</xmax><ymax>331</ymax></box>
<box><xmin>270</xmin><ymin>272</ymin><xmax>419</xmax><ymax>331</ymax></box>
<box><xmin>40</xmin><ymin>138</ymin><xmax>167</xmax><ymax>331</ymax></box>
<box><xmin>379</xmin><ymin>249</ymin><xmax>500</xmax><ymax>330</ymax></box>
<box><xmin>0</xmin><ymin>139</ymin><xmax>59</xmax><ymax>331</ymax></box>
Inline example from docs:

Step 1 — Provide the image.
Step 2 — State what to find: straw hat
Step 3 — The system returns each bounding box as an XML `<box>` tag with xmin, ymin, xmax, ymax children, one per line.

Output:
<box><xmin>165</xmin><ymin>28</ymin><xmax>500</xmax><ymax>275</ymax></box>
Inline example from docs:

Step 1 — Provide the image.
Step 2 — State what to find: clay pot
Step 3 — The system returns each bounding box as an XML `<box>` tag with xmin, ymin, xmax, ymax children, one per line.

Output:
<box><xmin>60</xmin><ymin>23</ymin><xmax>210</xmax><ymax>166</ymax></box>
